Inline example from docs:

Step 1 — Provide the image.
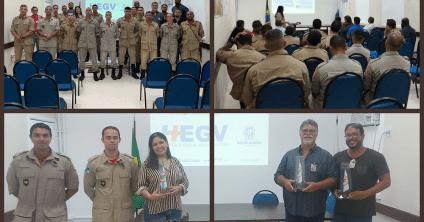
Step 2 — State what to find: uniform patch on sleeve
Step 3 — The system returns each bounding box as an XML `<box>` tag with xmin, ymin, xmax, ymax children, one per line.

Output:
<box><xmin>85</xmin><ymin>167</ymin><xmax>90</xmax><ymax>173</ymax></box>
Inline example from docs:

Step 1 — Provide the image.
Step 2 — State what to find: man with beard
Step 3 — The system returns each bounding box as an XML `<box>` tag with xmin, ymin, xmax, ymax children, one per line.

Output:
<box><xmin>172</xmin><ymin>0</ymin><xmax>189</xmax><ymax>21</ymax></box>
<box><xmin>161</xmin><ymin>4</ymin><xmax>168</xmax><ymax>18</ymax></box>
<box><xmin>332</xmin><ymin>123</ymin><xmax>390</xmax><ymax>222</ymax></box>
<box><xmin>274</xmin><ymin>119</ymin><xmax>338</xmax><ymax>222</ymax></box>
<box><xmin>180</xmin><ymin>11</ymin><xmax>204</xmax><ymax>62</ymax></box>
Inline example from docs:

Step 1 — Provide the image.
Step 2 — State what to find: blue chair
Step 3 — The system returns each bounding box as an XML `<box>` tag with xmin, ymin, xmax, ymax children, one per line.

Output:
<box><xmin>304</xmin><ymin>57</ymin><xmax>325</xmax><ymax>81</ymax></box>
<box><xmin>285</xmin><ymin>44</ymin><xmax>300</xmax><ymax>56</ymax></box>
<box><xmin>410</xmin><ymin>55</ymin><xmax>420</xmax><ymax>98</ymax></box>
<box><xmin>13</xmin><ymin>60</ymin><xmax>39</xmax><ymax>90</ymax></box>
<box><xmin>58</xmin><ymin>50</ymin><xmax>82</xmax><ymax>95</ymax></box>
<box><xmin>176</xmin><ymin>58</ymin><xmax>202</xmax><ymax>83</ymax></box>
<box><xmin>366</xmin><ymin>35</ymin><xmax>381</xmax><ymax>53</ymax></box>
<box><xmin>153</xmin><ymin>74</ymin><xmax>199</xmax><ymax>109</ymax></box>
<box><xmin>405</xmin><ymin>35</ymin><xmax>416</xmax><ymax>52</ymax></box>
<box><xmin>252</xmin><ymin>190</ymin><xmax>279</xmax><ymax>206</ymax></box>
<box><xmin>411</xmin><ymin>40</ymin><xmax>420</xmax><ymax>66</ymax></box>
<box><xmin>24</xmin><ymin>74</ymin><xmax>67</xmax><ymax>109</ymax></box>
<box><xmin>259</xmin><ymin>50</ymin><xmax>269</xmax><ymax>56</ymax></box>
<box><xmin>4</xmin><ymin>74</ymin><xmax>23</xmax><ymax>104</ymax></box>
<box><xmin>377</xmin><ymin>38</ymin><xmax>387</xmax><ymax>56</ymax></box>
<box><xmin>200</xmin><ymin>60</ymin><xmax>210</xmax><ymax>88</ymax></box>
<box><xmin>374</xmin><ymin>68</ymin><xmax>410</xmax><ymax>108</ymax></box>
<box><xmin>198</xmin><ymin>80</ymin><xmax>210</xmax><ymax>109</ymax></box>
<box><xmin>32</xmin><ymin>50</ymin><xmax>52</xmax><ymax>74</ymax></box>
<box><xmin>348</xmin><ymin>53</ymin><xmax>368</xmax><ymax>73</ymax></box>
<box><xmin>140</xmin><ymin>58</ymin><xmax>172</xmax><ymax>109</ymax></box>
<box><xmin>398</xmin><ymin>41</ymin><xmax>413</xmax><ymax>61</ymax></box>
<box><xmin>256</xmin><ymin>77</ymin><xmax>304</xmax><ymax>109</ymax></box>
<box><xmin>326</xmin><ymin>190</ymin><xmax>336</xmax><ymax>214</ymax></box>
<box><xmin>322</xmin><ymin>72</ymin><xmax>363</xmax><ymax>109</ymax></box>
<box><xmin>45</xmin><ymin>59</ymin><xmax>76</xmax><ymax>109</ymax></box>
<box><xmin>365</xmin><ymin>97</ymin><xmax>404</xmax><ymax>109</ymax></box>
<box><xmin>4</xmin><ymin>102</ymin><xmax>28</xmax><ymax>109</ymax></box>
<box><xmin>326</xmin><ymin>48</ymin><xmax>332</xmax><ymax>60</ymax></box>
<box><xmin>363</xmin><ymin>31</ymin><xmax>370</xmax><ymax>47</ymax></box>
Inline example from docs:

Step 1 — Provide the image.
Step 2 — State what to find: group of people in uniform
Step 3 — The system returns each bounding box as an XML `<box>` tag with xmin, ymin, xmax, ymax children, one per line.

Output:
<box><xmin>217</xmin><ymin>16</ymin><xmax>411</xmax><ymax>109</ymax></box>
<box><xmin>7</xmin><ymin>123</ymin><xmax>189</xmax><ymax>222</ymax></box>
<box><xmin>11</xmin><ymin>0</ymin><xmax>204</xmax><ymax>82</ymax></box>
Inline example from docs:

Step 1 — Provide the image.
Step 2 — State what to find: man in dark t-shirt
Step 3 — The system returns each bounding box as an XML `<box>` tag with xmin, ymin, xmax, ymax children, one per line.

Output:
<box><xmin>332</xmin><ymin>123</ymin><xmax>391</xmax><ymax>222</ymax></box>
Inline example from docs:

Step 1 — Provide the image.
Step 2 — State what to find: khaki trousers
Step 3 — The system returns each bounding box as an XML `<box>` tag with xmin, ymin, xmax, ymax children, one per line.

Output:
<box><xmin>118</xmin><ymin>46</ymin><xmax>135</xmax><ymax>65</ymax></box>
<box><xmin>181</xmin><ymin>47</ymin><xmax>201</xmax><ymax>63</ymax></box>
<box><xmin>141</xmin><ymin>50</ymin><xmax>157</xmax><ymax>70</ymax></box>
<box><xmin>136</xmin><ymin>42</ymin><xmax>141</xmax><ymax>62</ymax></box>
<box><xmin>100</xmin><ymin>51</ymin><xmax>118</xmax><ymax>69</ymax></box>
<box><xmin>14</xmin><ymin>44</ymin><xmax>33</xmax><ymax>64</ymax></box>
<box><xmin>79</xmin><ymin>47</ymin><xmax>98</xmax><ymax>72</ymax></box>
<box><xmin>160</xmin><ymin>50</ymin><xmax>178</xmax><ymax>71</ymax></box>
<box><xmin>39</xmin><ymin>46</ymin><xmax>57</xmax><ymax>59</ymax></box>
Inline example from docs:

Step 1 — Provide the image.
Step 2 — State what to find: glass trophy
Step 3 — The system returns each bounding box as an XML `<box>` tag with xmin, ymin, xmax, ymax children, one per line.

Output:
<box><xmin>159</xmin><ymin>165</ymin><xmax>169</xmax><ymax>194</ymax></box>
<box><xmin>294</xmin><ymin>156</ymin><xmax>305</xmax><ymax>190</ymax></box>
<box><xmin>339</xmin><ymin>162</ymin><xmax>353</xmax><ymax>199</ymax></box>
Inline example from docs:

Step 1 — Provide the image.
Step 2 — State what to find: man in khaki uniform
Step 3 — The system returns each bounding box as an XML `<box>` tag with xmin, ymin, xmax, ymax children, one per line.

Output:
<box><xmin>363</xmin><ymin>32</ymin><xmax>410</xmax><ymax>105</ymax></box>
<box><xmin>92</xmin><ymin>4</ymin><xmax>104</xmax><ymax>61</ymax></box>
<box><xmin>52</xmin><ymin>5</ymin><xmax>59</xmax><ymax>19</ymax></box>
<box><xmin>58</xmin><ymin>5</ymin><xmax>68</xmax><ymax>55</ymax></box>
<box><xmin>320</xmin><ymin>21</ymin><xmax>341</xmax><ymax>49</ymax></box>
<box><xmin>11</xmin><ymin>4</ymin><xmax>35</xmax><ymax>63</ymax></box>
<box><xmin>180</xmin><ymin>11</ymin><xmax>204</xmax><ymax>63</ymax></box>
<box><xmin>346</xmin><ymin>29</ymin><xmax>371</xmax><ymax>62</ymax></box>
<box><xmin>37</xmin><ymin>6</ymin><xmax>60</xmax><ymax>59</ymax></box>
<box><xmin>117</xmin><ymin>7</ymin><xmax>139</xmax><ymax>79</ymax></box>
<box><xmin>292</xmin><ymin>30</ymin><xmax>328</xmax><ymax>62</ymax></box>
<box><xmin>252</xmin><ymin>24</ymin><xmax>272</xmax><ymax>52</ymax></box>
<box><xmin>61</xmin><ymin>12</ymin><xmax>79</xmax><ymax>55</ymax></box>
<box><xmin>84</xmin><ymin>126</ymin><xmax>139</xmax><ymax>222</ymax></box>
<box><xmin>131</xmin><ymin>6</ymin><xmax>139</xmax><ymax>19</ymax></box>
<box><xmin>217</xmin><ymin>32</ymin><xmax>266</xmax><ymax>109</ymax></box>
<box><xmin>160</xmin><ymin>13</ymin><xmax>181</xmax><ymax>71</ymax></box>
<box><xmin>284</xmin><ymin>26</ymin><xmax>300</xmax><ymax>46</ymax></box>
<box><xmin>99</xmin><ymin>11</ymin><xmax>120</xmax><ymax>80</ymax></box>
<box><xmin>6</xmin><ymin>123</ymin><xmax>79</xmax><ymax>222</ymax></box>
<box><xmin>134</xmin><ymin>7</ymin><xmax>145</xmax><ymax>74</ymax></box>
<box><xmin>384</xmin><ymin>19</ymin><xmax>403</xmax><ymax>38</ymax></box>
<box><xmin>242</xmin><ymin>29</ymin><xmax>311</xmax><ymax>109</ymax></box>
<box><xmin>78</xmin><ymin>7</ymin><xmax>99</xmax><ymax>81</ymax></box>
<box><xmin>309</xmin><ymin>35</ymin><xmax>363</xmax><ymax>109</ymax></box>
<box><xmin>251</xmin><ymin>20</ymin><xmax>262</xmax><ymax>43</ymax></box>
<box><xmin>301</xmin><ymin>19</ymin><xmax>328</xmax><ymax>46</ymax></box>
<box><xmin>139</xmin><ymin>11</ymin><xmax>160</xmax><ymax>77</ymax></box>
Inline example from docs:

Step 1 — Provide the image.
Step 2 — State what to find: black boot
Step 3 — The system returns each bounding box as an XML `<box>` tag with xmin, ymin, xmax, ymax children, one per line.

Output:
<box><xmin>135</xmin><ymin>62</ymin><xmax>141</xmax><ymax>73</ymax></box>
<box><xmin>111</xmin><ymin>68</ymin><xmax>117</xmax><ymax>80</ymax></box>
<box><xmin>79</xmin><ymin>70</ymin><xmax>85</xmax><ymax>81</ymax></box>
<box><xmin>85</xmin><ymin>52</ymin><xmax>90</xmax><ymax>62</ymax></box>
<box><xmin>140</xmin><ymin>69</ymin><xmax>146</xmax><ymax>79</ymax></box>
<box><xmin>99</xmin><ymin>68</ymin><xmax>105</xmax><ymax>80</ymax></box>
<box><xmin>93</xmin><ymin>72</ymin><xmax>99</xmax><ymax>81</ymax></box>
<box><xmin>117</xmin><ymin>65</ymin><xmax>123</xmax><ymax>79</ymax></box>
<box><xmin>131</xmin><ymin>64</ymin><xmax>139</xmax><ymax>79</ymax></box>
<box><xmin>97</xmin><ymin>52</ymin><xmax>100</xmax><ymax>61</ymax></box>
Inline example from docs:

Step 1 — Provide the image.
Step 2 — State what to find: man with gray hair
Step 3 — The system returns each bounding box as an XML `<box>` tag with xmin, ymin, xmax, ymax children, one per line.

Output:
<box><xmin>241</xmin><ymin>29</ymin><xmax>311</xmax><ymax>109</ymax></box>
<box><xmin>275</xmin><ymin>119</ymin><xmax>338</xmax><ymax>222</ymax></box>
<box><xmin>363</xmin><ymin>32</ymin><xmax>410</xmax><ymax>105</ymax></box>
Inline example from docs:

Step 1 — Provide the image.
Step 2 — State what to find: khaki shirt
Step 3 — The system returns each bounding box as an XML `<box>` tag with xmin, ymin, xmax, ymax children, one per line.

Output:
<box><xmin>37</xmin><ymin>17</ymin><xmax>60</xmax><ymax>47</ymax></box>
<box><xmin>181</xmin><ymin>20</ymin><xmax>204</xmax><ymax>50</ymax></box>
<box><xmin>77</xmin><ymin>17</ymin><xmax>99</xmax><ymax>49</ymax></box>
<box><xmin>275</xmin><ymin>13</ymin><xmax>287</xmax><ymax>28</ymax></box>
<box><xmin>117</xmin><ymin>17</ymin><xmax>139</xmax><ymax>47</ymax></box>
<box><xmin>131</xmin><ymin>14</ymin><xmax>139</xmax><ymax>20</ymax></box>
<box><xmin>58</xmin><ymin>13</ymin><xmax>67</xmax><ymax>26</ymax></box>
<box><xmin>99</xmin><ymin>22</ymin><xmax>120</xmax><ymax>51</ymax></box>
<box><xmin>61</xmin><ymin>21</ymin><xmax>79</xmax><ymax>50</ymax></box>
<box><xmin>84</xmin><ymin>152</ymin><xmax>139</xmax><ymax>222</ymax></box>
<box><xmin>217</xmin><ymin>45</ymin><xmax>266</xmax><ymax>101</ymax></box>
<box><xmin>302</xmin><ymin>29</ymin><xmax>328</xmax><ymax>46</ymax></box>
<box><xmin>134</xmin><ymin>17</ymin><xmax>145</xmax><ymax>43</ymax></box>
<box><xmin>363</xmin><ymin>51</ymin><xmax>410</xmax><ymax>104</ymax></box>
<box><xmin>6</xmin><ymin>148</ymin><xmax>79</xmax><ymax>218</ymax></box>
<box><xmin>285</xmin><ymin>35</ymin><xmax>300</xmax><ymax>46</ymax></box>
<box><xmin>11</xmin><ymin>15</ymin><xmax>35</xmax><ymax>46</ymax></box>
<box><xmin>92</xmin><ymin>12</ymin><xmax>104</xmax><ymax>25</ymax></box>
<box><xmin>160</xmin><ymin>23</ymin><xmax>181</xmax><ymax>51</ymax></box>
<box><xmin>138</xmin><ymin>21</ymin><xmax>159</xmax><ymax>50</ymax></box>
<box><xmin>242</xmin><ymin>49</ymin><xmax>311</xmax><ymax>108</ymax></box>
<box><xmin>320</xmin><ymin>33</ymin><xmax>338</xmax><ymax>49</ymax></box>
<box><xmin>75</xmin><ymin>14</ymin><xmax>85</xmax><ymax>24</ymax></box>
<box><xmin>346</xmin><ymin>44</ymin><xmax>371</xmax><ymax>62</ymax></box>
<box><xmin>252</xmin><ymin>38</ymin><xmax>267</xmax><ymax>52</ymax></box>
<box><xmin>292</xmin><ymin>45</ymin><xmax>329</xmax><ymax>62</ymax></box>
<box><xmin>310</xmin><ymin>54</ymin><xmax>363</xmax><ymax>109</ymax></box>
<box><xmin>252</xmin><ymin>34</ymin><xmax>262</xmax><ymax>43</ymax></box>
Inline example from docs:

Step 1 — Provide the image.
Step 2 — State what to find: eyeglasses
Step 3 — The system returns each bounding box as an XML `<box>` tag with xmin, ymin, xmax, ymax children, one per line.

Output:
<box><xmin>301</xmin><ymin>129</ymin><xmax>317</xmax><ymax>133</ymax></box>
<box><xmin>345</xmin><ymin>133</ymin><xmax>361</xmax><ymax>138</ymax></box>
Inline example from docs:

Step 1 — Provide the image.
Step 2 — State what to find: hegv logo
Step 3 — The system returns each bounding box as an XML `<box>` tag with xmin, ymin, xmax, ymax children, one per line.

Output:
<box><xmin>160</xmin><ymin>125</ymin><xmax>228</xmax><ymax>142</ymax></box>
<box><xmin>89</xmin><ymin>3</ymin><xmax>116</xmax><ymax>10</ymax></box>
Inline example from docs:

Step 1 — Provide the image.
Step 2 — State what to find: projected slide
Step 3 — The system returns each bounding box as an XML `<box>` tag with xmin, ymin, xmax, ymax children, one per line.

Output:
<box><xmin>86</xmin><ymin>0</ymin><xmax>132</xmax><ymax>21</ymax></box>
<box><xmin>150</xmin><ymin>114</ymin><xmax>210</xmax><ymax>167</ymax></box>
<box><xmin>272</xmin><ymin>0</ymin><xmax>315</xmax><ymax>14</ymax></box>
<box><xmin>215</xmin><ymin>114</ymin><xmax>269</xmax><ymax>166</ymax></box>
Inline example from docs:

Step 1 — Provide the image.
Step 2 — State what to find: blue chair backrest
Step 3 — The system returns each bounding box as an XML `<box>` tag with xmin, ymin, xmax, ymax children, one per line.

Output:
<box><xmin>323</xmin><ymin>72</ymin><xmax>363</xmax><ymax>109</ymax></box>
<box><xmin>13</xmin><ymin>60</ymin><xmax>39</xmax><ymax>84</ymax></box>
<box><xmin>58</xmin><ymin>50</ymin><xmax>78</xmax><ymax>70</ymax></box>
<box><xmin>201</xmin><ymin>60</ymin><xmax>210</xmax><ymax>85</ymax></box>
<box><xmin>45</xmin><ymin>59</ymin><xmax>72</xmax><ymax>85</ymax></box>
<box><xmin>200</xmin><ymin>80</ymin><xmax>210</xmax><ymax>108</ymax></box>
<box><xmin>365</xmin><ymin>97</ymin><xmax>404</xmax><ymax>109</ymax></box>
<box><xmin>256</xmin><ymin>77</ymin><xmax>304</xmax><ymax>109</ymax></box>
<box><xmin>163</xmin><ymin>74</ymin><xmax>199</xmax><ymax>109</ymax></box>
<box><xmin>4</xmin><ymin>102</ymin><xmax>28</xmax><ymax>109</ymax></box>
<box><xmin>326</xmin><ymin>190</ymin><xmax>336</xmax><ymax>214</ymax></box>
<box><xmin>348</xmin><ymin>53</ymin><xmax>368</xmax><ymax>73</ymax></box>
<box><xmin>366</xmin><ymin>35</ymin><xmax>381</xmax><ymax>52</ymax></box>
<box><xmin>378</xmin><ymin>38</ymin><xmax>387</xmax><ymax>55</ymax></box>
<box><xmin>4</xmin><ymin>74</ymin><xmax>22</xmax><ymax>104</ymax></box>
<box><xmin>147</xmin><ymin>58</ymin><xmax>172</xmax><ymax>83</ymax></box>
<box><xmin>33</xmin><ymin>50</ymin><xmax>52</xmax><ymax>71</ymax></box>
<box><xmin>398</xmin><ymin>41</ymin><xmax>413</xmax><ymax>60</ymax></box>
<box><xmin>375</xmin><ymin>69</ymin><xmax>410</xmax><ymax>108</ymax></box>
<box><xmin>252</xmin><ymin>190</ymin><xmax>279</xmax><ymax>205</ymax></box>
<box><xmin>176</xmin><ymin>58</ymin><xmax>202</xmax><ymax>82</ymax></box>
<box><xmin>24</xmin><ymin>74</ymin><xmax>61</xmax><ymax>109</ymax></box>
<box><xmin>304</xmin><ymin>57</ymin><xmax>324</xmax><ymax>81</ymax></box>
<box><xmin>285</xmin><ymin>44</ymin><xmax>300</xmax><ymax>56</ymax></box>
<box><xmin>326</xmin><ymin>48</ymin><xmax>332</xmax><ymax>60</ymax></box>
<box><xmin>363</xmin><ymin>31</ymin><xmax>370</xmax><ymax>44</ymax></box>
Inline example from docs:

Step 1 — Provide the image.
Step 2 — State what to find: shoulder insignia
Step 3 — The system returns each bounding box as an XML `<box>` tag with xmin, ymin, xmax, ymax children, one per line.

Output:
<box><xmin>13</xmin><ymin>151</ymin><xmax>28</xmax><ymax>159</ymax></box>
<box><xmin>56</xmin><ymin>152</ymin><xmax>71</xmax><ymax>160</ymax></box>
<box><xmin>88</xmin><ymin>155</ymin><xmax>100</xmax><ymax>163</ymax></box>
<box><xmin>123</xmin><ymin>153</ymin><xmax>135</xmax><ymax>160</ymax></box>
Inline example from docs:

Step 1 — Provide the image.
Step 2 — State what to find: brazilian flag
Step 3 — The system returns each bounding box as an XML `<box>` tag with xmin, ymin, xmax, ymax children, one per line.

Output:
<box><xmin>131</xmin><ymin>119</ymin><xmax>144</xmax><ymax>212</ymax></box>
<box><xmin>265</xmin><ymin>0</ymin><xmax>271</xmax><ymax>25</ymax></box>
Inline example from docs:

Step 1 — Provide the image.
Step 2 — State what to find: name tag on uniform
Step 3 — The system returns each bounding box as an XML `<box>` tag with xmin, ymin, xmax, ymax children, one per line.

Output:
<box><xmin>144</xmin><ymin>31</ymin><xmax>146</xmax><ymax>34</ymax></box>
<box><xmin>311</xmin><ymin>163</ymin><xmax>317</xmax><ymax>172</ymax></box>
<box><xmin>349</xmin><ymin>159</ymin><xmax>356</xmax><ymax>168</ymax></box>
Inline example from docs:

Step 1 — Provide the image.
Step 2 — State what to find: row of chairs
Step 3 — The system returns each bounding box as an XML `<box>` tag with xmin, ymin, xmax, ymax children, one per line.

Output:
<box><xmin>255</xmin><ymin>68</ymin><xmax>410</xmax><ymax>109</ymax></box>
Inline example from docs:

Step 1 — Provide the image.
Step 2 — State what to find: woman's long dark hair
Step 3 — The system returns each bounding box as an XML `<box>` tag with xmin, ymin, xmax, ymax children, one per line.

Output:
<box><xmin>275</xmin><ymin>6</ymin><xmax>284</xmax><ymax>18</ymax></box>
<box><xmin>75</xmin><ymin>6</ymin><xmax>83</xmax><ymax>17</ymax></box>
<box><xmin>146</xmin><ymin>132</ymin><xmax>172</xmax><ymax>170</ymax></box>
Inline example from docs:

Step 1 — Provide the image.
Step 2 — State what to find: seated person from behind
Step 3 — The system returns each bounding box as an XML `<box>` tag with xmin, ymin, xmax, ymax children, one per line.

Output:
<box><xmin>292</xmin><ymin>30</ymin><xmax>328</xmax><ymax>62</ymax></box>
<box><xmin>400</xmin><ymin>17</ymin><xmax>416</xmax><ymax>40</ymax></box>
<box><xmin>347</xmin><ymin>16</ymin><xmax>364</xmax><ymax>39</ymax></box>
<box><xmin>275</xmin><ymin>19</ymin><xmax>285</xmax><ymax>35</ymax></box>
<box><xmin>340</xmin><ymin>15</ymin><xmax>354</xmax><ymax>36</ymax></box>
<box><xmin>363</xmin><ymin>16</ymin><xmax>375</xmax><ymax>33</ymax></box>
<box><xmin>384</xmin><ymin>19</ymin><xmax>403</xmax><ymax>38</ymax></box>
<box><xmin>309</xmin><ymin>35</ymin><xmax>363</xmax><ymax>109</ymax></box>
<box><xmin>251</xmin><ymin>20</ymin><xmax>263</xmax><ymax>43</ymax></box>
<box><xmin>346</xmin><ymin>29</ymin><xmax>371</xmax><ymax>62</ymax></box>
<box><xmin>284</xmin><ymin>26</ymin><xmax>300</xmax><ymax>46</ymax></box>
<box><xmin>301</xmin><ymin>18</ymin><xmax>328</xmax><ymax>46</ymax></box>
<box><xmin>253</xmin><ymin>24</ymin><xmax>272</xmax><ymax>52</ymax></box>
<box><xmin>230</xmin><ymin>20</ymin><xmax>247</xmax><ymax>41</ymax></box>
<box><xmin>242</xmin><ymin>29</ymin><xmax>311</xmax><ymax>109</ymax></box>
<box><xmin>320</xmin><ymin>20</ymin><xmax>341</xmax><ymax>49</ymax></box>
<box><xmin>335</xmin><ymin>16</ymin><xmax>342</xmax><ymax>22</ymax></box>
<box><xmin>363</xmin><ymin>32</ymin><xmax>410</xmax><ymax>105</ymax></box>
